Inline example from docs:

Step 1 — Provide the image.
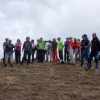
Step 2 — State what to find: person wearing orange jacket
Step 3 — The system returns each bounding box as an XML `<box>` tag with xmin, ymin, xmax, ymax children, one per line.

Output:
<box><xmin>76</xmin><ymin>39</ymin><xmax>81</xmax><ymax>61</ymax></box>
<box><xmin>73</xmin><ymin>38</ymin><xmax>78</xmax><ymax>61</ymax></box>
<box><xmin>68</xmin><ymin>37</ymin><xmax>75</xmax><ymax>65</ymax></box>
<box><xmin>52</xmin><ymin>38</ymin><xmax>58</xmax><ymax>62</ymax></box>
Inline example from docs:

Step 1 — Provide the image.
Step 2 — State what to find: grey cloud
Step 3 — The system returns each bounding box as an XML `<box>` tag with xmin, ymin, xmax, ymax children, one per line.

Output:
<box><xmin>0</xmin><ymin>0</ymin><xmax>100</xmax><ymax>58</ymax></box>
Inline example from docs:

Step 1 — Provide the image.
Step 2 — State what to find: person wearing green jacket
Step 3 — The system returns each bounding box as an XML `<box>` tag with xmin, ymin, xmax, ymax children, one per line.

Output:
<box><xmin>37</xmin><ymin>38</ymin><xmax>45</xmax><ymax>63</ymax></box>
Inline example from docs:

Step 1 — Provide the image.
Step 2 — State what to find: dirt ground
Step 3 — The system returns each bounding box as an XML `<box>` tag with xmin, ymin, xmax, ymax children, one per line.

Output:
<box><xmin>0</xmin><ymin>61</ymin><xmax>100</xmax><ymax>100</ymax></box>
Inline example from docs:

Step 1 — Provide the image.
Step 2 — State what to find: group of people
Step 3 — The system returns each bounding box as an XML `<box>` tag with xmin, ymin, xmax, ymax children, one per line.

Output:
<box><xmin>2</xmin><ymin>33</ymin><xmax>100</xmax><ymax>71</ymax></box>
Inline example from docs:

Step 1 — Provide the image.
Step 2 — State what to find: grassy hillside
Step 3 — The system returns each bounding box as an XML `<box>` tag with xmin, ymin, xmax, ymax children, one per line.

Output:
<box><xmin>0</xmin><ymin>61</ymin><xmax>100</xmax><ymax>100</ymax></box>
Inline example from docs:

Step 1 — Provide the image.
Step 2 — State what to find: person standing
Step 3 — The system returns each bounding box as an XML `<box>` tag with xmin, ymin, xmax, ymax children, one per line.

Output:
<box><xmin>76</xmin><ymin>39</ymin><xmax>81</xmax><ymax>61</ymax></box>
<box><xmin>31</xmin><ymin>39</ymin><xmax>36</xmax><ymax>64</ymax></box>
<box><xmin>52</xmin><ymin>38</ymin><xmax>58</xmax><ymax>62</ymax></box>
<box><xmin>64</xmin><ymin>38</ymin><xmax>69</xmax><ymax>62</ymax></box>
<box><xmin>3</xmin><ymin>38</ymin><xmax>9</xmax><ymax>64</ymax></box>
<box><xmin>68</xmin><ymin>37</ymin><xmax>75</xmax><ymax>65</ymax></box>
<box><xmin>57</xmin><ymin>37</ymin><xmax>64</xmax><ymax>64</ymax></box>
<box><xmin>15</xmin><ymin>39</ymin><xmax>22</xmax><ymax>64</ymax></box>
<box><xmin>81</xmin><ymin>35</ymin><xmax>85</xmax><ymax>55</ymax></box>
<box><xmin>46</xmin><ymin>43</ymin><xmax>52</xmax><ymax>62</ymax></box>
<box><xmin>81</xmin><ymin>34</ymin><xmax>91</xmax><ymax>66</ymax></box>
<box><xmin>73</xmin><ymin>38</ymin><xmax>78</xmax><ymax>61</ymax></box>
<box><xmin>4</xmin><ymin>40</ymin><xmax>15</xmax><ymax>67</ymax></box>
<box><xmin>37</xmin><ymin>38</ymin><xmax>45</xmax><ymax>63</ymax></box>
<box><xmin>86</xmin><ymin>33</ymin><xmax>100</xmax><ymax>71</ymax></box>
<box><xmin>43</xmin><ymin>41</ymin><xmax>48</xmax><ymax>61</ymax></box>
<box><xmin>21</xmin><ymin>37</ymin><xmax>32</xmax><ymax>65</ymax></box>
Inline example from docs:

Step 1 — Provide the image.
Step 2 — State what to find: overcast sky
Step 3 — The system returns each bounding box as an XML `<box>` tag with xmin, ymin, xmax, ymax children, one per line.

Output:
<box><xmin>0</xmin><ymin>0</ymin><xmax>100</xmax><ymax>58</ymax></box>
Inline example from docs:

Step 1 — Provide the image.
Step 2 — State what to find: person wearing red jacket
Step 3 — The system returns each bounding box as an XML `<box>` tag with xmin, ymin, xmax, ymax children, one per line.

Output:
<box><xmin>68</xmin><ymin>37</ymin><xmax>75</xmax><ymax>65</ymax></box>
<box><xmin>73</xmin><ymin>38</ymin><xmax>78</xmax><ymax>61</ymax></box>
<box><xmin>76</xmin><ymin>39</ymin><xmax>81</xmax><ymax>61</ymax></box>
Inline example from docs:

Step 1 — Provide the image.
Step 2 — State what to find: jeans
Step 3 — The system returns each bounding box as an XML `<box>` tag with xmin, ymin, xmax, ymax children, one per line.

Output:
<box><xmin>88</xmin><ymin>51</ymin><xmax>98</xmax><ymax>69</ymax></box>
<box><xmin>81</xmin><ymin>48</ymin><xmax>90</xmax><ymax>66</ymax></box>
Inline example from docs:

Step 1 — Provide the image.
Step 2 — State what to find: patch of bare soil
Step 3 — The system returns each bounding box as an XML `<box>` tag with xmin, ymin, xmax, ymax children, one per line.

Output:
<box><xmin>0</xmin><ymin>61</ymin><xmax>100</xmax><ymax>100</ymax></box>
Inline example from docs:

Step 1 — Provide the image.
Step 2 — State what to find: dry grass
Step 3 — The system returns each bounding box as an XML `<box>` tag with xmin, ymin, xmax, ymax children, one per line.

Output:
<box><xmin>0</xmin><ymin>61</ymin><xmax>100</xmax><ymax>100</ymax></box>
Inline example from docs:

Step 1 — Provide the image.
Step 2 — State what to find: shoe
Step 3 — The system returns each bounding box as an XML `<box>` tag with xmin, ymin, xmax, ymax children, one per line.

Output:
<box><xmin>10</xmin><ymin>64</ymin><xmax>13</xmax><ymax>67</ymax></box>
<box><xmin>4</xmin><ymin>64</ymin><xmax>7</xmax><ymax>67</ymax></box>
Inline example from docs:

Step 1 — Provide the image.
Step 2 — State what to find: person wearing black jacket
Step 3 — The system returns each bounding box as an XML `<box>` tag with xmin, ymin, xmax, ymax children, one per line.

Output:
<box><xmin>86</xmin><ymin>33</ymin><xmax>100</xmax><ymax>71</ymax></box>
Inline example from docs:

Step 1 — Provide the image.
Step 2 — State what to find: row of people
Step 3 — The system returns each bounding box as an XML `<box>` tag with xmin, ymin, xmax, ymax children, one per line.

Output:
<box><xmin>2</xmin><ymin>33</ymin><xmax>100</xmax><ymax>71</ymax></box>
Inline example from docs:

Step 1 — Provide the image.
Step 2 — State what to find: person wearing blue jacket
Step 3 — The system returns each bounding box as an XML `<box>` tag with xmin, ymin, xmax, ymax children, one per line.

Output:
<box><xmin>81</xmin><ymin>34</ymin><xmax>91</xmax><ymax>66</ymax></box>
<box><xmin>4</xmin><ymin>40</ymin><xmax>15</xmax><ymax>67</ymax></box>
<box><xmin>21</xmin><ymin>37</ymin><xmax>32</xmax><ymax>65</ymax></box>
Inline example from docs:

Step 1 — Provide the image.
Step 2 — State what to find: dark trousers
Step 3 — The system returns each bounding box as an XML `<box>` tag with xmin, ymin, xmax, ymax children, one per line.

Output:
<box><xmin>32</xmin><ymin>52</ymin><xmax>35</xmax><ymax>62</ymax></box>
<box><xmin>21</xmin><ymin>51</ymin><xmax>31</xmax><ymax>64</ymax></box>
<box><xmin>59</xmin><ymin>50</ymin><xmax>63</xmax><ymax>61</ymax></box>
<box><xmin>43</xmin><ymin>50</ymin><xmax>47</xmax><ymax>60</ymax></box>
<box><xmin>64</xmin><ymin>49</ymin><xmax>69</xmax><ymax>61</ymax></box>
<box><xmin>88</xmin><ymin>51</ymin><xmax>98</xmax><ymax>69</ymax></box>
<box><xmin>15</xmin><ymin>50</ymin><xmax>21</xmax><ymax>64</ymax></box>
<box><xmin>37</xmin><ymin>49</ymin><xmax>44</xmax><ymax>62</ymax></box>
<box><xmin>81</xmin><ymin>48</ymin><xmax>89</xmax><ymax>66</ymax></box>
